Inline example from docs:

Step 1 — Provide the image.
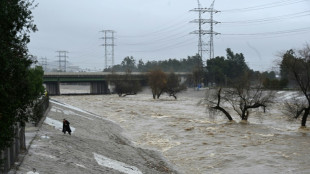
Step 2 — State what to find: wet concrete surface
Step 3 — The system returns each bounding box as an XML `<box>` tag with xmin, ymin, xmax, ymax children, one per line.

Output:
<box><xmin>16</xmin><ymin>101</ymin><xmax>178</xmax><ymax>174</ymax></box>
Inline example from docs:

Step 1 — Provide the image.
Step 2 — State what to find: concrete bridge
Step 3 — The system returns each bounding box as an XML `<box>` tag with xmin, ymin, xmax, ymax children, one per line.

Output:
<box><xmin>43</xmin><ymin>72</ymin><xmax>190</xmax><ymax>95</ymax></box>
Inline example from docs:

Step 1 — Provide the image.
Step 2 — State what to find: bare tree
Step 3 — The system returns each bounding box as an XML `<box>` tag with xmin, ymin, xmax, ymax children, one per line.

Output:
<box><xmin>227</xmin><ymin>77</ymin><xmax>274</xmax><ymax>121</ymax></box>
<box><xmin>205</xmin><ymin>87</ymin><xmax>233</xmax><ymax>121</ymax></box>
<box><xmin>281</xmin><ymin>44</ymin><xmax>310</xmax><ymax>127</ymax></box>
<box><xmin>165</xmin><ymin>72</ymin><xmax>187</xmax><ymax>99</ymax></box>
<box><xmin>205</xmin><ymin>74</ymin><xmax>274</xmax><ymax>122</ymax></box>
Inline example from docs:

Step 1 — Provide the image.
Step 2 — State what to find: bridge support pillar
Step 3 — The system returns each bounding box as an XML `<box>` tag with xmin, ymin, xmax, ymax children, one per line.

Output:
<box><xmin>45</xmin><ymin>82</ymin><xmax>60</xmax><ymax>95</ymax></box>
<box><xmin>90</xmin><ymin>81</ymin><xmax>108</xmax><ymax>94</ymax></box>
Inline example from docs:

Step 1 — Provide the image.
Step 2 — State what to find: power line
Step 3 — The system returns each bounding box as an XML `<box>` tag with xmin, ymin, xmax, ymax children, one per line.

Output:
<box><xmin>118</xmin><ymin>12</ymin><xmax>192</xmax><ymax>38</ymax></box>
<box><xmin>222</xmin><ymin>10</ymin><xmax>310</xmax><ymax>25</ymax></box>
<box><xmin>119</xmin><ymin>32</ymin><xmax>191</xmax><ymax>46</ymax></box>
<box><xmin>221</xmin><ymin>0</ymin><xmax>309</xmax><ymax>13</ymax></box>
<box><xmin>222</xmin><ymin>26</ymin><xmax>310</xmax><ymax>36</ymax></box>
<box><xmin>128</xmin><ymin>38</ymin><xmax>196</xmax><ymax>53</ymax></box>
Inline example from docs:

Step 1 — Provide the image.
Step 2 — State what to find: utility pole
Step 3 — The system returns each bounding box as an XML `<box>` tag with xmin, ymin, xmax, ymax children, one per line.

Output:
<box><xmin>56</xmin><ymin>51</ymin><xmax>69</xmax><ymax>72</ymax></box>
<box><xmin>40</xmin><ymin>57</ymin><xmax>48</xmax><ymax>71</ymax></box>
<box><xmin>190</xmin><ymin>0</ymin><xmax>220</xmax><ymax>63</ymax></box>
<box><xmin>100</xmin><ymin>30</ymin><xmax>115</xmax><ymax>70</ymax></box>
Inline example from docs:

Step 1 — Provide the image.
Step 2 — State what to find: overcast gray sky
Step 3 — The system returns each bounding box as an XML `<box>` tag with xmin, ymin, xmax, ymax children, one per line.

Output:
<box><xmin>28</xmin><ymin>0</ymin><xmax>310</xmax><ymax>71</ymax></box>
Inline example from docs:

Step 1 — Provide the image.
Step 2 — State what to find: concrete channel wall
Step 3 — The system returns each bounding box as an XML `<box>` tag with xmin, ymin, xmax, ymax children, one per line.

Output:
<box><xmin>0</xmin><ymin>96</ymin><xmax>49</xmax><ymax>174</ymax></box>
<box><xmin>0</xmin><ymin>123</ymin><xmax>26</xmax><ymax>174</ymax></box>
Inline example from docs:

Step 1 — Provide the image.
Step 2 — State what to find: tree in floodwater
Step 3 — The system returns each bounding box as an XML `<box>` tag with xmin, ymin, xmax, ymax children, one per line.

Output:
<box><xmin>165</xmin><ymin>72</ymin><xmax>187</xmax><ymax>99</ymax></box>
<box><xmin>108</xmin><ymin>73</ymin><xmax>141</xmax><ymax>97</ymax></box>
<box><xmin>148</xmin><ymin>70</ymin><xmax>186</xmax><ymax>99</ymax></box>
<box><xmin>226</xmin><ymin>75</ymin><xmax>275</xmax><ymax>121</ymax></box>
<box><xmin>148</xmin><ymin>70</ymin><xmax>167</xmax><ymax>99</ymax></box>
<box><xmin>205</xmin><ymin>87</ymin><xmax>233</xmax><ymax>121</ymax></box>
<box><xmin>281</xmin><ymin>45</ymin><xmax>310</xmax><ymax>127</ymax></box>
<box><xmin>205</xmin><ymin>74</ymin><xmax>274</xmax><ymax>122</ymax></box>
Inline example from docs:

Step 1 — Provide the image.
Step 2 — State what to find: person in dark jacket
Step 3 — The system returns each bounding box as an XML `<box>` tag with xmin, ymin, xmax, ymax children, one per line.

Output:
<box><xmin>62</xmin><ymin>119</ymin><xmax>72</xmax><ymax>135</ymax></box>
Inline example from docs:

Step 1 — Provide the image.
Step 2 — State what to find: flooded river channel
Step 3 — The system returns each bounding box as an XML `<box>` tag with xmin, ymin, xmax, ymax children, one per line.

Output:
<box><xmin>53</xmin><ymin>88</ymin><xmax>310</xmax><ymax>174</ymax></box>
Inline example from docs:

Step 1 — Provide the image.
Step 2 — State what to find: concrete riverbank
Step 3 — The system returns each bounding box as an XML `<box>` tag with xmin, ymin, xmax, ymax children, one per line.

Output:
<box><xmin>15</xmin><ymin>100</ymin><xmax>179</xmax><ymax>174</ymax></box>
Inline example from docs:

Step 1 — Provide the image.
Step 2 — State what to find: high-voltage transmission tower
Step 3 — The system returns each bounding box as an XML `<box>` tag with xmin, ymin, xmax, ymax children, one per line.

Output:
<box><xmin>208</xmin><ymin>0</ymin><xmax>220</xmax><ymax>60</ymax></box>
<box><xmin>40</xmin><ymin>57</ymin><xmax>48</xmax><ymax>71</ymax></box>
<box><xmin>190</xmin><ymin>0</ymin><xmax>220</xmax><ymax>62</ymax></box>
<box><xmin>190</xmin><ymin>0</ymin><xmax>208</xmax><ymax>61</ymax></box>
<box><xmin>100</xmin><ymin>30</ymin><xmax>115</xmax><ymax>70</ymax></box>
<box><xmin>56</xmin><ymin>51</ymin><xmax>69</xmax><ymax>72</ymax></box>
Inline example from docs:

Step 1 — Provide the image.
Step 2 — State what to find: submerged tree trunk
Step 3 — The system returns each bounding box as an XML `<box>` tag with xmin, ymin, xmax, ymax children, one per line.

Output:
<box><xmin>170</xmin><ymin>94</ymin><xmax>177</xmax><ymax>99</ymax></box>
<box><xmin>301</xmin><ymin>108</ymin><xmax>309</xmax><ymax>127</ymax></box>
<box><xmin>241</xmin><ymin>109</ymin><xmax>248</xmax><ymax>121</ymax></box>
<box><xmin>212</xmin><ymin>88</ymin><xmax>233</xmax><ymax>121</ymax></box>
<box><xmin>212</xmin><ymin>106</ymin><xmax>233</xmax><ymax>121</ymax></box>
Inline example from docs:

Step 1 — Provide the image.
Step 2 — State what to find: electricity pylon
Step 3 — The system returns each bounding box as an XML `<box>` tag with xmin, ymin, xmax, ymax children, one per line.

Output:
<box><xmin>56</xmin><ymin>51</ymin><xmax>68</xmax><ymax>72</ymax></box>
<box><xmin>190</xmin><ymin>0</ymin><xmax>208</xmax><ymax>61</ymax></box>
<box><xmin>208</xmin><ymin>0</ymin><xmax>220</xmax><ymax>60</ymax></box>
<box><xmin>40</xmin><ymin>57</ymin><xmax>48</xmax><ymax>71</ymax></box>
<box><xmin>100</xmin><ymin>30</ymin><xmax>115</xmax><ymax>70</ymax></box>
<box><xmin>190</xmin><ymin>0</ymin><xmax>220</xmax><ymax>63</ymax></box>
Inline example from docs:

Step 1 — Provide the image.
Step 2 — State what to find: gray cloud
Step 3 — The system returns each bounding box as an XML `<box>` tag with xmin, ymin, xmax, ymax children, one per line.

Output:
<box><xmin>29</xmin><ymin>0</ymin><xmax>310</xmax><ymax>71</ymax></box>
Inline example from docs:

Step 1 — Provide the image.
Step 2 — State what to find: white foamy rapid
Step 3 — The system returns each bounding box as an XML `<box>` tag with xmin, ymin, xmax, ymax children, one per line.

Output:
<box><xmin>93</xmin><ymin>153</ymin><xmax>143</xmax><ymax>174</ymax></box>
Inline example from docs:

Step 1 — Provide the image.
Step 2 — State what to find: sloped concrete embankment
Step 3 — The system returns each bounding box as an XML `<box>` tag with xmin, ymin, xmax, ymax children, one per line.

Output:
<box><xmin>16</xmin><ymin>100</ymin><xmax>179</xmax><ymax>174</ymax></box>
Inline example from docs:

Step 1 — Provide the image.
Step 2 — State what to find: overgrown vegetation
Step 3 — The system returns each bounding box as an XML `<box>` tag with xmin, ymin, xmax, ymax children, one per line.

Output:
<box><xmin>0</xmin><ymin>0</ymin><xmax>43</xmax><ymax>155</ymax></box>
<box><xmin>30</xmin><ymin>94</ymin><xmax>49</xmax><ymax>126</ymax></box>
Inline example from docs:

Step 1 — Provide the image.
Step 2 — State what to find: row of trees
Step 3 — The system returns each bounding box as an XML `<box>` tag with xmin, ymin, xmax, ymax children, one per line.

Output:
<box><xmin>206</xmin><ymin>48</ymin><xmax>288</xmax><ymax>89</ymax></box>
<box><xmin>109</xmin><ymin>70</ymin><xmax>186</xmax><ymax>99</ymax></box>
<box><xmin>206</xmin><ymin>48</ymin><xmax>249</xmax><ymax>86</ymax></box>
<box><xmin>105</xmin><ymin>55</ymin><xmax>203</xmax><ymax>73</ymax></box>
<box><xmin>106</xmin><ymin>49</ymin><xmax>287</xmax><ymax>90</ymax></box>
<box><xmin>205</xmin><ymin>44</ymin><xmax>310</xmax><ymax>127</ymax></box>
<box><xmin>0</xmin><ymin>0</ymin><xmax>44</xmax><ymax>160</ymax></box>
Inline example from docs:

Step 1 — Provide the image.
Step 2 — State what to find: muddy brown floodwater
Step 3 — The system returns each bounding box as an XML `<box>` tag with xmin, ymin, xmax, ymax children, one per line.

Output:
<box><xmin>53</xmin><ymin>87</ymin><xmax>310</xmax><ymax>174</ymax></box>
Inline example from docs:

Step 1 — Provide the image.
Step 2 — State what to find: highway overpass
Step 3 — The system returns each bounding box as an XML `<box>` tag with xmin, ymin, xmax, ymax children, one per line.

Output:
<box><xmin>43</xmin><ymin>72</ymin><xmax>190</xmax><ymax>95</ymax></box>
